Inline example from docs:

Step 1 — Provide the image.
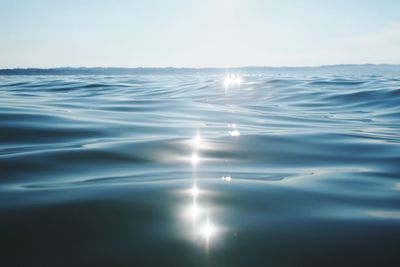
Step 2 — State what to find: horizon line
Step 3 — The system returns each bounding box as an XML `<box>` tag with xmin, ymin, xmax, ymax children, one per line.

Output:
<box><xmin>1</xmin><ymin>63</ymin><xmax>400</xmax><ymax>70</ymax></box>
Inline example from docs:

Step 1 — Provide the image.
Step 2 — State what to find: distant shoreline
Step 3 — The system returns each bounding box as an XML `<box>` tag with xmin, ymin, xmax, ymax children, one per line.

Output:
<box><xmin>1</xmin><ymin>64</ymin><xmax>399</xmax><ymax>75</ymax></box>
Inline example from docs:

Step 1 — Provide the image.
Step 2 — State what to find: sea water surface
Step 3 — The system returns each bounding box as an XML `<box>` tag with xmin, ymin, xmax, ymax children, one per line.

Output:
<box><xmin>0</xmin><ymin>72</ymin><xmax>400</xmax><ymax>266</ymax></box>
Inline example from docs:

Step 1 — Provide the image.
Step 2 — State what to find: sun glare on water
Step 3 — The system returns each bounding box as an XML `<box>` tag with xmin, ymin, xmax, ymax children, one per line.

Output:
<box><xmin>191</xmin><ymin>153</ymin><xmax>200</xmax><ymax>166</ymax></box>
<box><xmin>201</xmin><ymin>218</ymin><xmax>216</xmax><ymax>241</ymax></box>
<box><xmin>224</xmin><ymin>74</ymin><xmax>242</xmax><ymax>87</ymax></box>
<box><xmin>192</xmin><ymin>133</ymin><xmax>203</xmax><ymax>148</ymax></box>
<box><xmin>190</xmin><ymin>185</ymin><xmax>199</xmax><ymax>198</ymax></box>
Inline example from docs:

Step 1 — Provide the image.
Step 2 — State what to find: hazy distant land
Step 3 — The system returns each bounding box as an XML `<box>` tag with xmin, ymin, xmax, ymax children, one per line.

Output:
<box><xmin>1</xmin><ymin>64</ymin><xmax>399</xmax><ymax>75</ymax></box>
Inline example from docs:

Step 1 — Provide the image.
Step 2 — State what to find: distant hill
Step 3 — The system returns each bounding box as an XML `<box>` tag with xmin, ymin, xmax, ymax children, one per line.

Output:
<box><xmin>0</xmin><ymin>65</ymin><xmax>399</xmax><ymax>75</ymax></box>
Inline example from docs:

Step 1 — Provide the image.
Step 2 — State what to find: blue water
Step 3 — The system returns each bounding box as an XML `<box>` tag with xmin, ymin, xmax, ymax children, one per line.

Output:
<box><xmin>1</xmin><ymin>72</ymin><xmax>400</xmax><ymax>266</ymax></box>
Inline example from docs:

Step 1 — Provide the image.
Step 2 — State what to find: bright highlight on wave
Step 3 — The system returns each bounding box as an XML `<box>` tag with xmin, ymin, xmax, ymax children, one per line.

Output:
<box><xmin>192</xmin><ymin>133</ymin><xmax>203</xmax><ymax>148</ymax></box>
<box><xmin>183</xmin><ymin>131</ymin><xmax>221</xmax><ymax>250</ymax></box>
<box><xmin>229</xmin><ymin>124</ymin><xmax>240</xmax><ymax>136</ymax></box>
<box><xmin>201</xmin><ymin>218</ymin><xmax>216</xmax><ymax>240</ymax></box>
<box><xmin>191</xmin><ymin>153</ymin><xmax>200</xmax><ymax>166</ymax></box>
<box><xmin>184</xmin><ymin>185</ymin><xmax>202</xmax><ymax>220</ymax></box>
<box><xmin>190</xmin><ymin>185</ymin><xmax>199</xmax><ymax>198</ymax></box>
<box><xmin>189</xmin><ymin>202</ymin><xmax>201</xmax><ymax>219</ymax></box>
<box><xmin>229</xmin><ymin>130</ymin><xmax>240</xmax><ymax>136</ymax></box>
<box><xmin>222</xmin><ymin>176</ymin><xmax>232</xmax><ymax>182</ymax></box>
<box><xmin>224</xmin><ymin>74</ymin><xmax>242</xmax><ymax>87</ymax></box>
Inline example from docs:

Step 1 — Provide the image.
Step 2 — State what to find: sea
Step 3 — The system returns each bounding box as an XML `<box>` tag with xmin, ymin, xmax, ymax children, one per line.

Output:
<box><xmin>1</xmin><ymin>66</ymin><xmax>400</xmax><ymax>266</ymax></box>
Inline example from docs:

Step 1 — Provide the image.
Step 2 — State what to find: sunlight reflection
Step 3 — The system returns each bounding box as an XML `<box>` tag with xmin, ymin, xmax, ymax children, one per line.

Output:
<box><xmin>185</xmin><ymin>132</ymin><xmax>214</xmax><ymax>151</ymax></box>
<box><xmin>229</xmin><ymin>123</ymin><xmax>240</xmax><ymax>136</ymax></box>
<box><xmin>192</xmin><ymin>133</ymin><xmax>203</xmax><ymax>148</ymax></box>
<box><xmin>229</xmin><ymin>129</ymin><xmax>240</xmax><ymax>136</ymax></box>
<box><xmin>189</xmin><ymin>202</ymin><xmax>201</xmax><ymax>219</ymax></box>
<box><xmin>224</xmin><ymin>74</ymin><xmax>242</xmax><ymax>87</ymax></box>
<box><xmin>190</xmin><ymin>185</ymin><xmax>200</xmax><ymax>198</ymax></box>
<box><xmin>201</xmin><ymin>217</ymin><xmax>216</xmax><ymax>241</ymax></box>
<box><xmin>222</xmin><ymin>176</ymin><xmax>232</xmax><ymax>182</ymax></box>
<box><xmin>182</xmin><ymin>184</ymin><xmax>219</xmax><ymax>242</ymax></box>
<box><xmin>183</xmin><ymin>185</ymin><xmax>203</xmax><ymax>222</ymax></box>
<box><xmin>367</xmin><ymin>210</ymin><xmax>400</xmax><ymax>219</ymax></box>
<box><xmin>179</xmin><ymin>130</ymin><xmax>223</xmax><ymax>252</ymax></box>
<box><xmin>190</xmin><ymin>153</ymin><xmax>200</xmax><ymax>166</ymax></box>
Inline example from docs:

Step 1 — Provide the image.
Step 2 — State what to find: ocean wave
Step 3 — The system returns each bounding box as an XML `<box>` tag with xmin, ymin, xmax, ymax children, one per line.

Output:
<box><xmin>0</xmin><ymin>73</ymin><xmax>399</xmax><ymax>266</ymax></box>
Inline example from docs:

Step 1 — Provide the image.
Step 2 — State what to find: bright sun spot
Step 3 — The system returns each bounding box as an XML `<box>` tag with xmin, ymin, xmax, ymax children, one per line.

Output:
<box><xmin>191</xmin><ymin>153</ymin><xmax>200</xmax><ymax>166</ymax></box>
<box><xmin>189</xmin><ymin>202</ymin><xmax>200</xmax><ymax>219</ymax></box>
<box><xmin>224</xmin><ymin>74</ymin><xmax>242</xmax><ymax>87</ymax></box>
<box><xmin>222</xmin><ymin>176</ymin><xmax>232</xmax><ymax>182</ymax></box>
<box><xmin>201</xmin><ymin>218</ymin><xmax>216</xmax><ymax>240</ymax></box>
<box><xmin>229</xmin><ymin>130</ymin><xmax>240</xmax><ymax>136</ymax></box>
<box><xmin>192</xmin><ymin>133</ymin><xmax>202</xmax><ymax>148</ymax></box>
<box><xmin>190</xmin><ymin>185</ymin><xmax>199</xmax><ymax>198</ymax></box>
<box><xmin>229</xmin><ymin>124</ymin><xmax>240</xmax><ymax>136</ymax></box>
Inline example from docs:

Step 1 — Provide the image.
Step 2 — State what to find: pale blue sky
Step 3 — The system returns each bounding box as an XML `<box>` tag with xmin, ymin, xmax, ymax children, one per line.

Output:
<box><xmin>1</xmin><ymin>0</ymin><xmax>399</xmax><ymax>68</ymax></box>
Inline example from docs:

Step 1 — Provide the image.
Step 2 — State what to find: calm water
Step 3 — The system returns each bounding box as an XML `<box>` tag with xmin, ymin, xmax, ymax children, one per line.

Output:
<box><xmin>1</xmin><ymin>73</ymin><xmax>400</xmax><ymax>266</ymax></box>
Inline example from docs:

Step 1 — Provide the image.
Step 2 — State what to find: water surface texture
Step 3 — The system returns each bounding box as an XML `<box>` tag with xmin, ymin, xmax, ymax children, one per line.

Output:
<box><xmin>1</xmin><ymin>72</ymin><xmax>400</xmax><ymax>266</ymax></box>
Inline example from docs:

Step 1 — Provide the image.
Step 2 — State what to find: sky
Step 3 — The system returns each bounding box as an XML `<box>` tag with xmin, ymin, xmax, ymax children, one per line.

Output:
<box><xmin>1</xmin><ymin>0</ymin><xmax>400</xmax><ymax>68</ymax></box>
